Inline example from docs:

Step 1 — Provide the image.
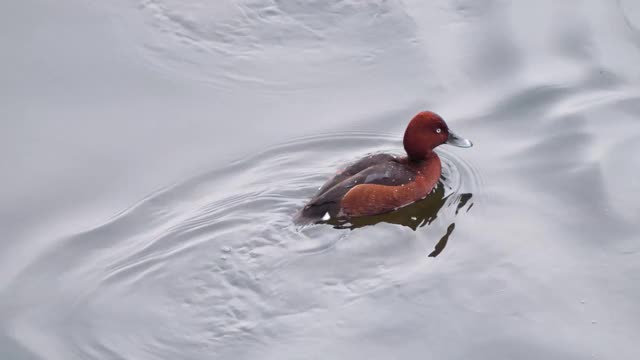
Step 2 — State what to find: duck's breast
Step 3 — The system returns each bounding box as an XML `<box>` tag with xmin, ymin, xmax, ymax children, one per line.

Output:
<box><xmin>340</xmin><ymin>156</ymin><xmax>441</xmax><ymax>217</ymax></box>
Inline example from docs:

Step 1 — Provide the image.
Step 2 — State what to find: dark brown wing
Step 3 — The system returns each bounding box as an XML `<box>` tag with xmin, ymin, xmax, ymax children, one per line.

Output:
<box><xmin>298</xmin><ymin>155</ymin><xmax>415</xmax><ymax>221</ymax></box>
<box><xmin>316</xmin><ymin>153</ymin><xmax>398</xmax><ymax>195</ymax></box>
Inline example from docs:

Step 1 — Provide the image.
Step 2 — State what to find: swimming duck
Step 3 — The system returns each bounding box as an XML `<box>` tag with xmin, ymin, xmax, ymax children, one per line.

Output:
<box><xmin>297</xmin><ymin>111</ymin><xmax>472</xmax><ymax>223</ymax></box>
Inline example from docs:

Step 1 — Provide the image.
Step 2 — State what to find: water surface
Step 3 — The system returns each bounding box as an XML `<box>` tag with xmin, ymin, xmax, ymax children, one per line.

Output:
<box><xmin>2</xmin><ymin>0</ymin><xmax>640</xmax><ymax>359</ymax></box>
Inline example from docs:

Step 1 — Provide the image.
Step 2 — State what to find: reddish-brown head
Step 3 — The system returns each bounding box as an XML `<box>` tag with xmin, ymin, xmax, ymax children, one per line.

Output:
<box><xmin>403</xmin><ymin>111</ymin><xmax>473</xmax><ymax>160</ymax></box>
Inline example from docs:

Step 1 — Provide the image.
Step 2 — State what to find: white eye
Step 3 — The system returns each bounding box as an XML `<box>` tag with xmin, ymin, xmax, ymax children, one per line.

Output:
<box><xmin>436</xmin><ymin>128</ymin><xmax>442</xmax><ymax>134</ymax></box>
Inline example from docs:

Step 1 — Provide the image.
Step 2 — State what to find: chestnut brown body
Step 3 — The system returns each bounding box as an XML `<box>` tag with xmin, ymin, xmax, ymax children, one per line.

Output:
<box><xmin>340</xmin><ymin>154</ymin><xmax>441</xmax><ymax>217</ymax></box>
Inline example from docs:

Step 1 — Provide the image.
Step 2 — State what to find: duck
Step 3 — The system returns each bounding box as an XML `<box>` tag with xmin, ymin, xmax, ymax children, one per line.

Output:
<box><xmin>296</xmin><ymin>111</ymin><xmax>472</xmax><ymax>223</ymax></box>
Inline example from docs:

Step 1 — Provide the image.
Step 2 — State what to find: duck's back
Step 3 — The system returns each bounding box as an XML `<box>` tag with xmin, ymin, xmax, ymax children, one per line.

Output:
<box><xmin>298</xmin><ymin>153</ymin><xmax>441</xmax><ymax>221</ymax></box>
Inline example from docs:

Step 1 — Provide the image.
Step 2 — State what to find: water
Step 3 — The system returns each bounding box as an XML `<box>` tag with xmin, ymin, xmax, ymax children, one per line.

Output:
<box><xmin>2</xmin><ymin>0</ymin><xmax>640</xmax><ymax>359</ymax></box>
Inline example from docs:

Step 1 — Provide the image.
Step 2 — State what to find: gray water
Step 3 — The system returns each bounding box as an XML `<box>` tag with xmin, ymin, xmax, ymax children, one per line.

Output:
<box><xmin>2</xmin><ymin>0</ymin><xmax>640</xmax><ymax>359</ymax></box>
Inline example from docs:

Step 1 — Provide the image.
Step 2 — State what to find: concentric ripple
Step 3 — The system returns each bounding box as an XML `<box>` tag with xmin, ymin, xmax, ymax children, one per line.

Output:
<box><xmin>115</xmin><ymin>0</ymin><xmax>417</xmax><ymax>90</ymax></box>
<box><xmin>6</xmin><ymin>132</ymin><xmax>481</xmax><ymax>359</ymax></box>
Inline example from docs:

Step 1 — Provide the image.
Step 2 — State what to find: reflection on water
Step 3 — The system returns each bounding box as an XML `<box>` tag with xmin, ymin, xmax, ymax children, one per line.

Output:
<box><xmin>321</xmin><ymin>185</ymin><xmax>474</xmax><ymax>257</ymax></box>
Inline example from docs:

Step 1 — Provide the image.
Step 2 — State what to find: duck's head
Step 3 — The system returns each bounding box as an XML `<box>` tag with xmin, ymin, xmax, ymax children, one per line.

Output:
<box><xmin>403</xmin><ymin>111</ymin><xmax>473</xmax><ymax>160</ymax></box>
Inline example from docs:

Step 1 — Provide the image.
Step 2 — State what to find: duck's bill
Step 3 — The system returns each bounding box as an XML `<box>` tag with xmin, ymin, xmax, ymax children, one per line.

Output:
<box><xmin>446</xmin><ymin>130</ymin><xmax>473</xmax><ymax>148</ymax></box>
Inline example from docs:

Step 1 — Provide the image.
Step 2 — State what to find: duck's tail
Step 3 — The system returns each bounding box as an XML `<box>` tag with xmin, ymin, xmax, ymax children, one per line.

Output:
<box><xmin>293</xmin><ymin>201</ymin><xmax>339</xmax><ymax>226</ymax></box>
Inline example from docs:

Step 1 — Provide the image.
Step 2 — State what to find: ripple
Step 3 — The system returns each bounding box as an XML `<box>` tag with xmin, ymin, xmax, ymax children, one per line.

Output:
<box><xmin>8</xmin><ymin>131</ymin><xmax>482</xmax><ymax>359</ymax></box>
<box><xmin>620</xmin><ymin>0</ymin><xmax>640</xmax><ymax>34</ymax></box>
<box><xmin>120</xmin><ymin>0</ymin><xmax>417</xmax><ymax>90</ymax></box>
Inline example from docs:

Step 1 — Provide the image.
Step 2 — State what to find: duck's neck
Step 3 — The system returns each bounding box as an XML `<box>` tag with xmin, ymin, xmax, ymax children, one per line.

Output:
<box><xmin>407</xmin><ymin>150</ymin><xmax>438</xmax><ymax>163</ymax></box>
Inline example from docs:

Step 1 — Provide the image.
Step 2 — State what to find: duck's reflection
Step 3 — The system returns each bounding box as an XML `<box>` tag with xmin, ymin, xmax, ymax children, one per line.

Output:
<box><xmin>321</xmin><ymin>185</ymin><xmax>473</xmax><ymax>257</ymax></box>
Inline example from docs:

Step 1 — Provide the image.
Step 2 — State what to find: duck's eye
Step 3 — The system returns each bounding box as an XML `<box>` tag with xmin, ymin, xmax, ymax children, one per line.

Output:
<box><xmin>436</xmin><ymin>128</ymin><xmax>442</xmax><ymax>134</ymax></box>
